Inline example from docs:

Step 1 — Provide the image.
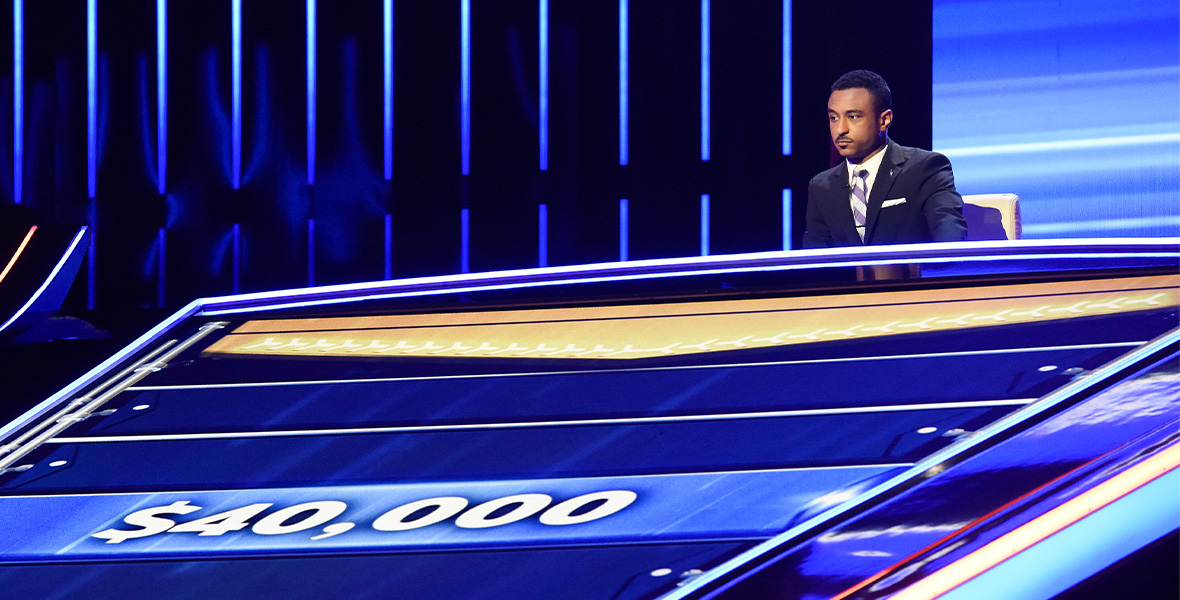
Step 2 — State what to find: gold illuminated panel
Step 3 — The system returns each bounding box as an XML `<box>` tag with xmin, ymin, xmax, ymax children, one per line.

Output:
<box><xmin>203</xmin><ymin>276</ymin><xmax>1178</xmax><ymax>360</ymax></box>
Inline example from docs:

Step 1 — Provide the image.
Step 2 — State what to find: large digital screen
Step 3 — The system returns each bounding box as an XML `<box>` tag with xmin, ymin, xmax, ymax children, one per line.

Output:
<box><xmin>933</xmin><ymin>0</ymin><xmax>1180</xmax><ymax>238</ymax></box>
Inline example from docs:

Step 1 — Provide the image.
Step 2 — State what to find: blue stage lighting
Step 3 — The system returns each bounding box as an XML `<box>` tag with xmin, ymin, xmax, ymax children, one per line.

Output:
<box><xmin>87</xmin><ymin>0</ymin><xmax>97</xmax><ymax>199</ymax></box>
<box><xmin>461</xmin><ymin>0</ymin><xmax>471</xmax><ymax>175</ymax></box>
<box><xmin>618</xmin><ymin>0</ymin><xmax>628</xmax><ymax>166</ymax></box>
<box><xmin>232</xmin><ymin>0</ymin><xmax>241</xmax><ymax>189</ymax></box>
<box><xmin>700</xmin><ymin>0</ymin><xmax>709</xmax><ymax>162</ymax></box>
<box><xmin>306</xmin><ymin>0</ymin><xmax>316</xmax><ymax>186</ymax></box>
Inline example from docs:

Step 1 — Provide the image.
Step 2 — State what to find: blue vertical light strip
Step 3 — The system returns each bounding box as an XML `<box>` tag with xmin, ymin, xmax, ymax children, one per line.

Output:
<box><xmin>383</xmin><ymin>0</ymin><xmax>393</xmax><ymax>180</ymax></box>
<box><xmin>460</xmin><ymin>0</ymin><xmax>471</xmax><ymax>175</ymax></box>
<box><xmin>538</xmin><ymin>203</ymin><xmax>548</xmax><ymax>267</ymax></box>
<box><xmin>539</xmin><ymin>0</ymin><xmax>548</xmax><ymax>170</ymax></box>
<box><xmin>156</xmin><ymin>0</ymin><xmax>166</xmax><ymax>194</ymax></box>
<box><xmin>700</xmin><ymin>194</ymin><xmax>710</xmax><ymax>255</ymax></box>
<box><xmin>781</xmin><ymin>188</ymin><xmax>792</xmax><ymax>250</ymax></box>
<box><xmin>87</xmin><ymin>0</ymin><xmax>97</xmax><ymax>199</ymax></box>
<box><xmin>87</xmin><ymin>231</ymin><xmax>96</xmax><ymax>309</ymax></box>
<box><xmin>306</xmin><ymin>219</ymin><xmax>316</xmax><ymax>286</ymax></box>
<box><xmin>231</xmin><ymin>0</ymin><xmax>241</xmax><ymax>189</ymax></box>
<box><xmin>699</xmin><ymin>0</ymin><xmax>710</xmax><ymax>162</ymax></box>
<box><xmin>156</xmin><ymin>228</ymin><xmax>166</xmax><ymax>307</ymax></box>
<box><xmin>460</xmin><ymin>208</ymin><xmax>470</xmax><ymax>273</ymax></box>
<box><xmin>619</xmin><ymin>198</ymin><xmax>629</xmax><ymax>261</ymax></box>
<box><xmin>781</xmin><ymin>0</ymin><xmax>791</xmax><ymax>155</ymax></box>
<box><xmin>13</xmin><ymin>0</ymin><xmax>22</xmax><ymax>204</ymax></box>
<box><xmin>618</xmin><ymin>0</ymin><xmax>628</xmax><ymax>166</ymax></box>
<box><xmin>384</xmin><ymin>214</ymin><xmax>393</xmax><ymax>279</ymax></box>
<box><xmin>232</xmin><ymin>223</ymin><xmax>241</xmax><ymax>293</ymax></box>
<box><xmin>306</xmin><ymin>0</ymin><xmax>316</xmax><ymax>186</ymax></box>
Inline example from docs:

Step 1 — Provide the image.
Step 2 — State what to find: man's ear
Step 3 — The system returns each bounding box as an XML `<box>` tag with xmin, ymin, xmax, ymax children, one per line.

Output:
<box><xmin>879</xmin><ymin>109</ymin><xmax>893</xmax><ymax>133</ymax></box>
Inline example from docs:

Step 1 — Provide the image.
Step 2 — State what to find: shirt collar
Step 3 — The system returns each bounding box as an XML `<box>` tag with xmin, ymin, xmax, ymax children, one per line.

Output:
<box><xmin>846</xmin><ymin>141</ymin><xmax>889</xmax><ymax>186</ymax></box>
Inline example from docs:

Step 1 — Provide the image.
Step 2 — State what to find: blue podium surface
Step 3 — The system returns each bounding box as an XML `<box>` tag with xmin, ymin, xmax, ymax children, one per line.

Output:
<box><xmin>0</xmin><ymin>239</ymin><xmax>1176</xmax><ymax>600</ymax></box>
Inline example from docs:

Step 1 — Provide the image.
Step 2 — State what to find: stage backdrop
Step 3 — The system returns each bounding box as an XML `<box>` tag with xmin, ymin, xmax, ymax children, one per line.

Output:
<box><xmin>933</xmin><ymin>0</ymin><xmax>1180</xmax><ymax>239</ymax></box>
<box><xmin>3</xmin><ymin>0</ymin><xmax>933</xmax><ymax>311</ymax></box>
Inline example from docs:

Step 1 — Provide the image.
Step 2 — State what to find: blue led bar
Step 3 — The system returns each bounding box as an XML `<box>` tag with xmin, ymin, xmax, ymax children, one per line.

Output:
<box><xmin>700</xmin><ymin>0</ymin><xmax>710</xmax><ymax>162</ymax></box>
<box><xmin>700</xmin><ymin>194</ymin><xmax>710</xmax><ymax>255</ymax></box>
<box><xmin>460</xmin><ymin>0</ymin><xmax>471</xmax><ymax>175</ymax></box>
<box><xmin>781</xmin><ymin>0</ymin><xmax>791</xmax><ymax>155</ymax></box>
<box><xmin>618</xmin><ymin>0</ymin><xmax>628</xmax><ymax>166</ymax></box>
<box><xmin>460</xmin><ymin>208</ymin><xmax>470</xmax><ymax>273</ymax></box>
<box><xmin>619</xmin><ymin>198</ymin><xmax>629</xmax><ymax>261</ymax></box>
<box><xmin>384</xmin><ymin>214</ymin><xmax>393</xmax><ymax>279</ymax></box>
<box><xmin>87</xmin><ymin>0</ymin><xmax>97</xmax><ymax>199</ymax></box>
<box><xmin>306</xmin><ymin>218</ymin><xmax>316</xmax><ymax>286</ymax></box>
<box><xmin>232</xmin><ymin>223</ymin><xmax>241</xmax><ymax>294</ymax></box>
<box><xmin>538</xmin><ymin>203</ymin><xmax>548</xmax><ymax>267</ymax></box>
<box><xmin>383</xmin><ymin>0</ymin><xmax>393</xmax><ymax>181</ymax></box>
<box><xmin>87</xmin><ymin>232</ymin><xmax>96</xmax><ymax>310</ymax></box>
<box><xmin>306</xmin><ymin>0</ymin><xmax>316</xmax><ymax>186</ymax></box>
<box><xmin>232</xmin><ymin>0</ymin><xmax>242</xmax><ymax>189</ymax></box>
<box><xmin>539</xmin><ymin>0</ymin><xmax>549</xmax><ymax>171</ymax></box>
<box><xmin>782</xmin><ymin>188</ymin><xmax>792</xmax><ymax>250</ymax></box>
<box><xmin>156</xmin><ymin>228</ymin><xmax>166</xmax><ymax>307</ymax></box>
<box><xmin>156</xmin><ymin>0</ymin><xmax>166</xmax><ymax>194</ymax></box>
<box><xmin>13</xmin><ymin>0</ymin><xmax>22</xmax><ymax>204</ymax></box>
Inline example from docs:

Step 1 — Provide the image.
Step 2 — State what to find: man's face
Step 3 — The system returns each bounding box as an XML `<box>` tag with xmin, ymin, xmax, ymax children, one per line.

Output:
<box><xmin>828</xmin><ymin>87</ymin><xmax>892</xmax><ymax>163</ymax></box>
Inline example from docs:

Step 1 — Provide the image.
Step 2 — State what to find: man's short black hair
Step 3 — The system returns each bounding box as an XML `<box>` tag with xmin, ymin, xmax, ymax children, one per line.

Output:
<box><xmin>831</xmin><ymin>70</ymin><xmax>892</xmax><ymax>114</ymax></box>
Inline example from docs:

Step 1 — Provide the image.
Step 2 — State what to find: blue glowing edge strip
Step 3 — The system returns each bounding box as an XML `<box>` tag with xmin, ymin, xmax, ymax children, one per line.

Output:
<box><xmin>232</xmin><ymin>0</ymin><xmax>242</xmax><ymax>189</ymax></box>
<box><xmin>460</xmin><ymin>0</ymin><xmax>471</xmax><ymax>175</ymax></box>
<box><xmin>0</xmin><ymin>298</ymin><xmax>203</xmax><ymax>443</ymax></box>
<box><xmin>87</xmin><ymin>0</ymin><xmax>97</xmax><ymax>199</ymax></box>
<box><xmin>13</xmin><ymin>0</ymin><xmax>22</xmax><ymax>204</ymax></box>
<box><xmin>193</xmin><ymin>238</ymin><xmax>1179</xmax><ymax>316</ymax></box>
<box><xmin>0</xmin><ymin>228</ymin><xmax>91</xmax><ymax>335</ymax></box>
<box><xmin>194</xmin><ymin>249</ymin><xmax>1176</xmax><ymax>317</ymax></box>
<box><xmin>157</xmin><ymin>0</ymin><xmax>167</xmax><ymax>194</ymax></box>
<box><xmin>661</xmin><ymin>327</ymin><xmax>1180</xmax><ymax>600</ymax></box>
<box><xmin>618</xmin><ymin>0</ymin><xmax>628</xmax><ymax>166</ymax></box>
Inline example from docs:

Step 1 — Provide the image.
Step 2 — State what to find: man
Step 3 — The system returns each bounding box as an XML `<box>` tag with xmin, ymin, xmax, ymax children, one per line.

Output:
<box><xmin>802</xmin><ymin>70</ymin><xmax>967</xmax><ymax>248</ymax></box>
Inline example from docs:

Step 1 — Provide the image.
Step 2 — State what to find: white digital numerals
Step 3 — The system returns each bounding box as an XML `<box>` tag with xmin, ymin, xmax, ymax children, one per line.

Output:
<box><xmin>91</xmin><ymin>490</ymin><xmax>637</xmax><ymax>545</ymax></box>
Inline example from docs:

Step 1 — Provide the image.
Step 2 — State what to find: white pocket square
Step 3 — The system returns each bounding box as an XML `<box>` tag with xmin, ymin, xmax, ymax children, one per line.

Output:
<box><xmin>882</xmin><ymin>197</ymin><xmax>907</xmax><ymax>208</ymax></box>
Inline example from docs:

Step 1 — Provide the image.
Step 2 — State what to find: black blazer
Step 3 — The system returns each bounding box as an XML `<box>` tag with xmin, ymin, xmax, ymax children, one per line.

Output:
<box><xmin>802</xmin><ymin>140</ymin><xmax>968</xmax><ymax>248</ymax></box>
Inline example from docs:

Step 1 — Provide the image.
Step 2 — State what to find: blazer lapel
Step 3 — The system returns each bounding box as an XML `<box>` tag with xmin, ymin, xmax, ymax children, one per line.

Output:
<box><xmin>864</xmin><ymin>141</ymin><xmax>907</xmax><ymax>243</ymax></box>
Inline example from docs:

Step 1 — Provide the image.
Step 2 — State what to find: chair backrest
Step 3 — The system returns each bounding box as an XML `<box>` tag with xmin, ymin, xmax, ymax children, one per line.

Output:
<box><xmin>962</xmin><ymin>193</ymin><xmax>1021</xmax><ymax>241</ymax></box>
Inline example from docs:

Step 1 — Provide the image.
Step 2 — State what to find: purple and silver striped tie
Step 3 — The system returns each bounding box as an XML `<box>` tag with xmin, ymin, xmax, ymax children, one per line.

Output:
<box><xmin>851</xmin><ymin>168</ymin><xmax>868</xmax><ymax>242</ymax></box>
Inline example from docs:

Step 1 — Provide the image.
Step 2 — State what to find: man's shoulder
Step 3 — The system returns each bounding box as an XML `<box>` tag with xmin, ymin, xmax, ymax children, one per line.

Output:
<box><xmin>890</xmin><ymin>142</ymin><xmax>950</xmax><ymax>166</ymax></box>
<box><xmin>809</xmin><ymin>162</ymin><xmax>844</xmax><ymax>187</ymax></box>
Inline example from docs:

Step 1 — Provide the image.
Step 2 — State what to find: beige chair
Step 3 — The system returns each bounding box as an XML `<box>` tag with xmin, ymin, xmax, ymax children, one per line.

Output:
<box><xmin>963</xmin><ymin>193</ymin><xmax>1021</xmax><ymax>241</ymax></box>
